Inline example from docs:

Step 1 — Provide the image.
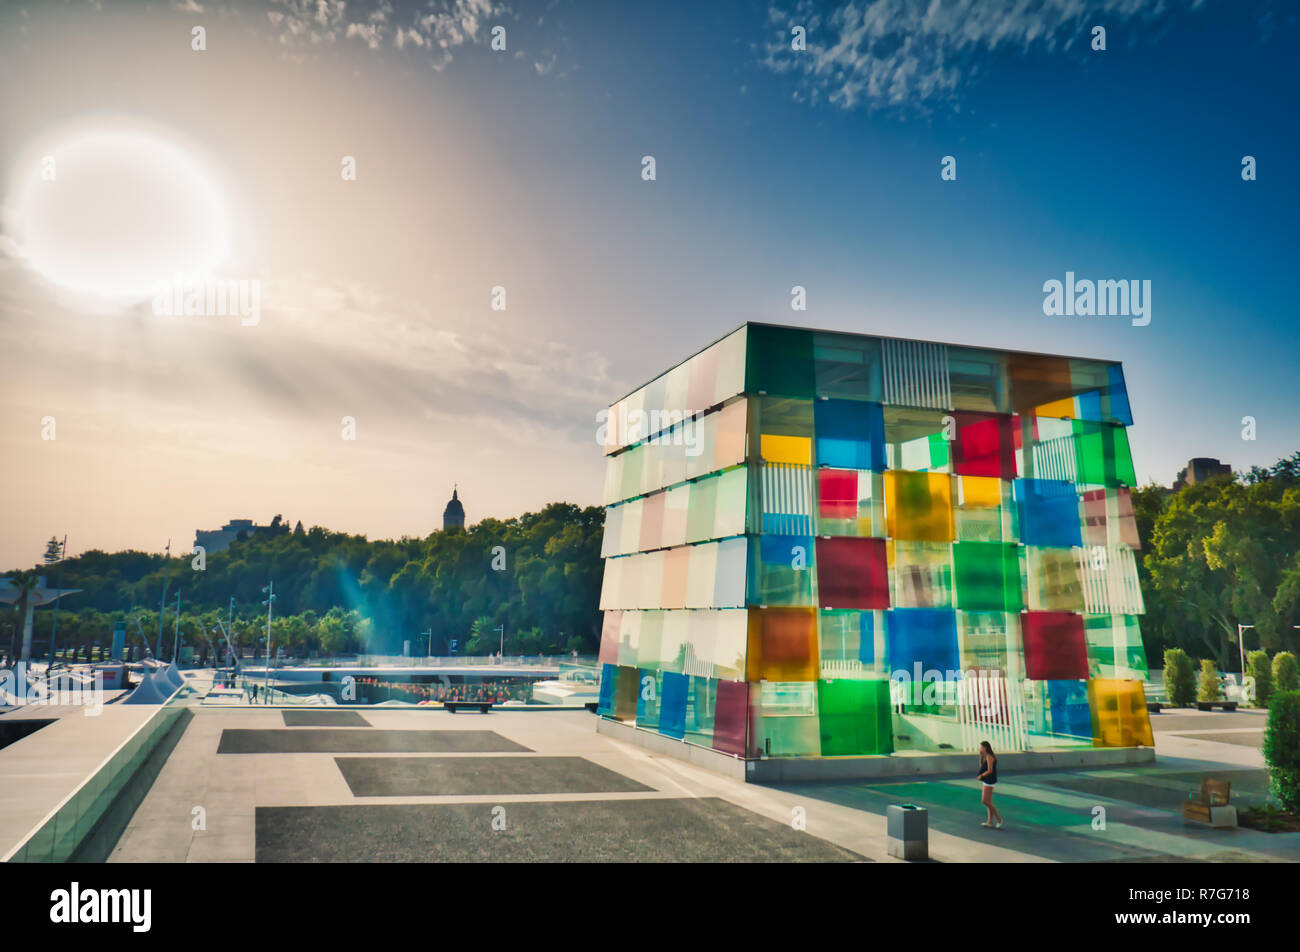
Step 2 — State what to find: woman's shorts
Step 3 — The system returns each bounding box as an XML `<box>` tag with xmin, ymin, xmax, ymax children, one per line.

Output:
<box><xmin>982</xmin><ymin>782</ymin><xmax>996</xmax><ymax>788</ymax></box>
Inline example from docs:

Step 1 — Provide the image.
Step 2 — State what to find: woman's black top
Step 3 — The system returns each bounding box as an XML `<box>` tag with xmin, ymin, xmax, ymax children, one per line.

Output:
<box><xmin>979</xmin><ymin>754</ymin><xmax>998</xmax><ymax>784</ymax></box>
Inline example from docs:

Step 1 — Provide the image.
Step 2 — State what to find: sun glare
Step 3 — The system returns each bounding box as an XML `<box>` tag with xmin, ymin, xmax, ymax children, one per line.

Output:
<box><xmin>11</xmin><ymin>128</ymin><xmax>231</xmax><ymax>301</ymax></box>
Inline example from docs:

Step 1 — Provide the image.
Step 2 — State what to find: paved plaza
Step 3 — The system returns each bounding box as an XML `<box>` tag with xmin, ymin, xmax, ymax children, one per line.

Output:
<box><xmin>99</xmin><ymin>703</ymin><xmax>1299</xmax><ymax>863</ymax></box>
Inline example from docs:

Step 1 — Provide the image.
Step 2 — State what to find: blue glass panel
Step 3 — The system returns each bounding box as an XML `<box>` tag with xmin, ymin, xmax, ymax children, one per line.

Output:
<box><xmin>1106</xmin><ymin>365</ymin><xmax>1133</xmax><ymax>426</ymax></box>
<box><xmin>659</xmin><ymin>670</ymin><xmax>689</xmax><ymax>739</ymax></box>
<box><xmin>597</xmin><ymin>663</ymin><xmax>617</xmax><ymax>716</ymax></box>
<box><xmin>814</xmin><ymin>399</ymin><xmax>886</xmax><ymax>470</ymax></box>
<box><xmin>1047</xmin><ymin>679</ymin><xmax>1091</xmax><ymax>738</ymax></box>
<box><xmin>886</xmin><ymin>608</ymin><xmax>958</xmax><ymax>674</ymax></box>
<box><xmin>1015</xmin><ymin>478</ymin><xmax>1082</xmax><ymax>547</ymax></box>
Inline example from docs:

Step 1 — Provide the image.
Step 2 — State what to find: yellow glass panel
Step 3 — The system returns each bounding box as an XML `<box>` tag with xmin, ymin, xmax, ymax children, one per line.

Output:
<box><xmin>1035</xmin><ymin>397</ymin><xmax>1076</xmax><ymax>419</ymax></box>
<box><xmin>884</xmin><ymin>471</ymin><xmax>954</xmax><ymax>542</ymax></box>
<box><xmin>961</xmin><ymin>475</ymin><xmax>1003</xmax><ymax>509</ymax></box>
<box><xmin>1087</xmin><ymin>678</ymin><xmax>1154</xmax><ymax>747</ymax></box>
<box><xmin>760</xmin><ymin>433</ymin><xmax>811</xmax><ymax>465</ymax></box>
<box><xmin>746</xmin><ymin>607</ymin><xmax>818</xmax><ymax>682</ymax></box>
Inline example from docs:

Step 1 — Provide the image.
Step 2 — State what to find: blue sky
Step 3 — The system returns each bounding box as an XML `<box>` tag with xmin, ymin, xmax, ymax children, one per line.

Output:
<box><xmin>1</xmin><ymin>0</ymin><xmax>1296</xmax><ymax>564</ymax></box>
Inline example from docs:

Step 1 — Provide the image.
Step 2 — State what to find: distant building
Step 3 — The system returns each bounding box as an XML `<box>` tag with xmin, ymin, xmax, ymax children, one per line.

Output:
<box><xmin>194</xmin><ymin>518</ymin><xmax>261</xmax><ymax>554</ymax></box>
<box><xmin>1174</xmin><ymin>457</ymin><xmax>1232</xmax><ymax>490</ymax></box>
<box><xmin>443</xmin><ymin>487</ymin><xmax>465</xmax><ymax>531</ymax></box>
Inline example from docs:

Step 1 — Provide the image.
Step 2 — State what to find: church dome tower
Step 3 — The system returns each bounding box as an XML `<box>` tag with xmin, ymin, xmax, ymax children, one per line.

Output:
<box><xmin>443</xmin><ymin>486</ymin><xmax>465</xmax><ymax>531</ymax></box>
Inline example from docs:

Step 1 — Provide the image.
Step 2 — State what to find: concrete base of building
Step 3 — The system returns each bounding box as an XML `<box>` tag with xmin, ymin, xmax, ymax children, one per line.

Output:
<box><xmin>595</xmin><ymin>716</ymin><xmax>1156</xmax><ymax>783</ymax></box>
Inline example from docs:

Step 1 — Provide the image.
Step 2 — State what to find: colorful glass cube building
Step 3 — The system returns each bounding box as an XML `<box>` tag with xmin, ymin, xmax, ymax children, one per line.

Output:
<box><xmin>596</xmin><ymin>323</ymin><xmax>1154</xmax><ymax>760</ymax></box>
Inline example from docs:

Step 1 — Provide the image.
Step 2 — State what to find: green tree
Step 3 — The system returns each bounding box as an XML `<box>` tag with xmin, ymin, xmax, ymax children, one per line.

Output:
<box><xmin>1247</xmin><ymin>650</ymin><xmax>1274</xmax><ymax>708</ymax></box>
<box><xmin>1163</xmin><ymin>648</ymin><xmax>1195</xmax><ymax>707</ymax></box>
<box><xmin>1262</xmin><ymin>690</ymin><xmax>1300</xmax><ymax>811</ymax></box>
<box><xmin>1274</xmin><ymin>651</ymin><xmax>1300</xmax><ymax>694</ymax></box>
<box><xmin>1197</xmin><ymin>658</ymin><xmax>1222</xmax><ymax>702</ymax></box>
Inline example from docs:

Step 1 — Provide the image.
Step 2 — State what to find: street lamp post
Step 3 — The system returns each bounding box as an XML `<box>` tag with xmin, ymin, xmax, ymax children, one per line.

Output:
<box><xmin>423</xmin><ymin>628</ymin><xmax>433</xmax><ymax>659</ymax></box>
<box><xmin>495</xmin><ymin>625</ymin><xmax>504</xmax><ymax>659</ymax></box>
<box><xmin>262</xmin><ymin>582</ymin><xmax>276</xmax><ymax>703</ymax></box>
<box><xmin>156</xmin><ymin>540</ymin><xmax>171</xmax><ymax>659</ymax></box>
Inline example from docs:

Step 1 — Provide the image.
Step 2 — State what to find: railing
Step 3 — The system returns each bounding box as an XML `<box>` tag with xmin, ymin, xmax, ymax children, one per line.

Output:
<box><xmin>4</xmin><ymin>683</ymin><xmax>190</xmax><ymax>863</ymax></box>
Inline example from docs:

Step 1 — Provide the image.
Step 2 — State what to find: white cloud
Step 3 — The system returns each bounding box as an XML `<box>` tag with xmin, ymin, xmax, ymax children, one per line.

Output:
<box><xmin>763</xmin><ymin>0</ymin><xmax>1209</xmax><ymax>112</ymax></box>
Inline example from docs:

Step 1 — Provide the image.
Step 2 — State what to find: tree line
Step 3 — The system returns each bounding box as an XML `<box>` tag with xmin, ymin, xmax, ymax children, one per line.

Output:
<box><xmin>4</xmin><ymin>503</ymin><xmax>605</xmax><ymax>661</ymax></box>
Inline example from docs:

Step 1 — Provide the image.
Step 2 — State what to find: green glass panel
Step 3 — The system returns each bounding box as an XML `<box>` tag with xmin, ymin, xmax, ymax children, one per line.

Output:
<box><xmin>817</xmin><ymin>679</ymin><xmax>894</xmax><ymax>755</ymax></box>
<box><xmin>1073</xmin><ymin>421</ymin><xmax>1137</xmax><ymax>487</ymax></box>
<box><xmin>746</xmin><ymin>324</ymin><xmax>815</xmax><ymax>398</ymax></box>
<box><xmin>952</xmin><ymin>541</ymin><xmax>1022</xmax><ymax>612</ymax></box>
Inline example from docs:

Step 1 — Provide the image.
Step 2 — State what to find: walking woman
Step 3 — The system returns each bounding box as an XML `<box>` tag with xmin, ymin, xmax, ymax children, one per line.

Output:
<box><xmin>977</xmin><ymin>741</ymin><xmax>1003</xmax><ymax>828</ymax></box>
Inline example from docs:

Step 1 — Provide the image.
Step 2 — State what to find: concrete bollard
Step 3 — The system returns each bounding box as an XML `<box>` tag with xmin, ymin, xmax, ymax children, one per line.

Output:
<box><xmin>886</xmin><ymin>803</ymin><xmax>928</xmax><ymax>861</ymax></box>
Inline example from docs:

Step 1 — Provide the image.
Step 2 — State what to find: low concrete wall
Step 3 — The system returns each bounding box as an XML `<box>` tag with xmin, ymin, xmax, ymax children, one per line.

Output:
<box><xmin>595</xmin><ymin>716</ymin><xmax>1154</xmax><ymax>784</ymax></box>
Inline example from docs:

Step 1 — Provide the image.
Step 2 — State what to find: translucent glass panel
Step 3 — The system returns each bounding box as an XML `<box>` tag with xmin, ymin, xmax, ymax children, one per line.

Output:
<box><xmin>1022</xmin><ymin>611</ymin><xmax>1087</xmax><ymax>680</ymax></box>
<box><xmin>1036</xmin><ymin>359</ymin><xmax>1134</xmax><ymax>427</ymax></box>
<box><xmin>952</xmin><ymin>412</ymin><xmax>1016</xmax><ymax>479</ymax></box>
<box><xmin>758</xmin><ymin>461</ymin><xmax>815</xmax><ymax>534</ymax></box>
<box><xmin>657</xmin><ymin>669</ymin><xmax>686</xmax><ymax>738</ymax></box>
<box><xmin>754</xmin><ymin>681</ymin><xmax>820</xmax><ymax>755</ymax></box>
<box><xmin>887</xmin><ymin>608</ymin><xmax>959</xmax><ymax>674</ymax></box>
<box><xmin>712</xmin><ymin>678</ymin><xmax>749</xmax><ymax>755</ymax></box>
<box><xmin>1076</xmin><ymin>544</ymin><xmax>1144</xmax><ymax>614</ymax></box>
<box><xmin>759</xmin><ymin>396</ymin><xmax>814</xmax><ymax>465</ymax></box>
<box><xmin>638</xmin><ymin>611</ymin><xmax>664</xmax><ymax>667</ymax></box>
<box><xmin>746</xmin><ymin>324</ymin><xmax>815</xmax><ymax>398</ymax></box>
<box><xmin>953</xmin><ymin>542</ymin><xmax>1022</xmax><ymax>612</ymax></box>
<box><xmin>1045</xmin><ymin>679</ymin><xmax>1092</xmax><ymax>738</ymax></box>
<box><xmin>1088</xmin><ymin>678</ymin><xmax>1154</xmax><ymax>747</ymax></box>
<box><xmin>955</xmin><ymin>476</ymin><xmax>1016</xmax><ymax>543</ymax></box>
<box><xmin>885</xmin><ymin>471</ymin><xmax>954</xmax><ymax>542</ymax></box>
<box><xmin>1073</xmin><ymin>421</ymin><xmax>1137</xmax><ymax>487</ymax></box>
<box><xmin>948</xmin><ymin>347</ymin><xmax>1011</xmax><ymax>413</ymax></box>
<box><xmin>747</xmin><ymin>607</ymin><xmax>818</xmax><ymax>681</ymax></box>
<box><xmin>1026</xmin><ymin>546</ymin><xmax>1084</xmax><ymax>612</ymax></box>
<box><xmin>816</xmin><ymin>537</ymin><xmax>889</xmax><ymax>610</ymax></box>
<box><xmin>1014</xmin><ymin>479</ymin><xmax>1082</xmax><ymax>547</ymax></box>
<box><xmin>1084</xmin><ymin>614</ymin><xmax>1149</xmax><ymax>680</ymax></box>
<box><xmin>1008</xmin><ymin>353</ymin><xmax>1073</xmax><ymax>416</ymax></box>
<box><xmin>817</xmin><ymin>469</ymin><xmax>885</xmax><ymax>537</ymax></box>
<box><xmin>820</xmin><ymin>609</ymin><xmax>887</xmax><ymax>676</ymax></box>
<box><xmin>601</xmin><ymin>541</ymin><xmax>746</xmax><ymax>610</ymax></box>
<box><xmin>618</xmin><ymin>610</ymin><xmax>643</xmax><ymax>667</ymax></box>
<box><xmin>684</xmin><ymin>675</ymin><xmax>718</xmax><ymax>748</ymax></box>
<box><xmin>885</xmin><ymin>407</ymin><xmax>952</xmax><ymax>472</ymax></box>
<box><xmin>818</xmin><ymin>679</ymin><xmax>894</xmax><ymax>755</ymax></box>
<box><xmin>882</xmin><ymin>338</ymin><xmax>951</xmax><ymax>410</ymax></box>
<box><xmin>958</xmin><ymin>611</ymin><xmax>1020</xmax><ymax>675</ymax></box>
<box><xmin>603</xmin><ymin>400</ymin><xmax>748</xmax><ymax>505</ymax></box>
<box><xmin>814</xmin><ymin>332</ymin><xmax>883</xmax><ymax>402</ymax></box>
<box><xmin>598</xmin><ymin>610</ymin><xmax>622</xmax><ymax>666</ymax></box>
<box><xmin>814</xmin><ymin>399</ymin><xmax>886</xmax><ymax>470</ymax></box>
<box><xmin>604</xmin><ymin>327</ymin><xmax>748</xmax><ymax>454</ymax></box>
<box><xmin>1081</xmin><ymin>488</ymin><xmax>1140</xmax><ymax>549</ymax></box>
<box><xmin>888</xmin><ymin>541</ymin><xmax>953</xmax><ymax>609</ymax></box>
<box><xmin>749</xmin><ymin>534</ymin><xmax>815</xmax><ymax>606</ymax></box>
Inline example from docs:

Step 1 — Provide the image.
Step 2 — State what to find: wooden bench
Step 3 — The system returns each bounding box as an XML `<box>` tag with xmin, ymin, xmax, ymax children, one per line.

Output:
<box><xmin>444</xmin><ymin>701</ymin><xmax>492</xmax><ymax>714</ymax></box>
<box><xmin>1183</xmin><ymin>778</ymin><xmax>1237</xmax><ymax>828</ymax></box>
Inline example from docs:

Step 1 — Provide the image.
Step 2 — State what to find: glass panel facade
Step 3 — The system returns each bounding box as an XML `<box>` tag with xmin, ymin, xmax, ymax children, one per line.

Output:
<box><xmin>598</xmin><ymin>325</ymin><xmax>1150</xmax><ymax>757</ymax></box>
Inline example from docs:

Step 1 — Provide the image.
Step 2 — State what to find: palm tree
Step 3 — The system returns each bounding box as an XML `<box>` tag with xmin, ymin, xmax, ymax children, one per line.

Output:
<box><xmin>8</xmin><ymin>572</ymin><xmax>41</xmax><ymax>662</ymax></box>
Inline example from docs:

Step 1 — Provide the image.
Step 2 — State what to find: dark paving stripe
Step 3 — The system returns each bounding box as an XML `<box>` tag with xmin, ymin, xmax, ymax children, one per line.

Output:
<box><xmin>335</xmin><ymin>755</ymin><xmax>653</xmax><ymax>796</ymax></box>
<box><xmin>773</xmin><ymin>780</ymin><xmax>1170</xmax><ymax>862</ymax></box>
<box><xmin>1169</xmin><ymin>730</ymin><xmax>1263</xmax><ymax>748</ymax></box>
<box><xmin>282</xmin><ymin>710</ymin><xmax>370</xmax><ymax>728</ymax></box>
<box><xmin>217</xmin><ymin>729</ymin><xmax>530</xmax><ymax>754</ymax></box>
<box><xmin>1150</xmin><ymin>713</ymin><xmax>1267</xmax><ymax>732</ymax></box>
<box><xmin>1040</xmin><ymin>768</ymin><xmax>1271</xmax><ymax>810</ymax></box>
<box><xmin>255</xmin><ymin>798</ymin><xmax>867</xmax><ymax>862</ymax></box>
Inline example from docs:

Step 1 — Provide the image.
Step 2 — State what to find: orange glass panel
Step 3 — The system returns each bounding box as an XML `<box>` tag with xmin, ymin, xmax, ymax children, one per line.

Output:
<box><xmin>746</xmin><ymin>607</ymin><xmax>818</xmax><ymax>682</ymax></box>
